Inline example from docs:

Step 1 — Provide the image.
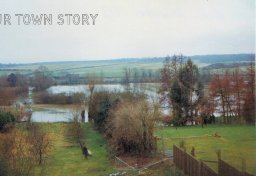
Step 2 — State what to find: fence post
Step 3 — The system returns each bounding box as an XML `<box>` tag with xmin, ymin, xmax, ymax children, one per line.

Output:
<box><xmin>191</xmin><ymin>146</ymin><xmax>195</xmax><ymax>157</ymax></box>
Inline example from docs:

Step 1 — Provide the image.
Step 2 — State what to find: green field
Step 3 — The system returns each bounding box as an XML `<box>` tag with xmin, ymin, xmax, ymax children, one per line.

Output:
<box><xmin>14</xmin><ymin>123</ymin><xmax>255</xmax><ymax>175</ymax></box>
<box><xmin>38</xmin><ymin>123</ymin><xmax>256</xmax><ymax>175</ymax></box>
<box><xmin>156</xmin><ymin>124</ymin><xmax>256</xmax><ymax>174</ymax></box>
<box><xmin>34</xmin><ymin>123</ymin><xmax>180</xmax><ymax>176</ymax></box>
<box><xmin>0</xmin><ymin>58</ymin><xmax>212</xmax><ymax>78</ymax></box>
<box><xmin>1</xmin><ymin>54</ymin><xmax>253</xmax><ymax>79</ymax></box>
<box><xmin>0</xmin><ymin>60</ymin><xmax>164</xmax><ymax>78</ymax></box>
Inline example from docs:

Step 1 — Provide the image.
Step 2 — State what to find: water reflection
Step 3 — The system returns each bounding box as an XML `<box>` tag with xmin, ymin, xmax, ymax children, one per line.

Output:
<box><xmin>31</xmin><ymin>107</ymin><xmax>88</xmax><ymax>123</ymax></box>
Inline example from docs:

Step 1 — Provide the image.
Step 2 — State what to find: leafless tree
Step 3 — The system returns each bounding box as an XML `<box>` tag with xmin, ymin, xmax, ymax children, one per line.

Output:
<box><xmin>28</xmin><ymin>125</ymin><xmax>52</xmax><ymax>165</ymax></box>
<box><xmin>122</xmin><ymin>67</ymin><xmax>132</xmax><ymax>91</ymax></box>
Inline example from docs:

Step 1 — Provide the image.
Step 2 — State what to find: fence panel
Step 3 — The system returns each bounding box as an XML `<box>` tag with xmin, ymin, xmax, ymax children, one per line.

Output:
<box><xmin>201</xmin><ymin>162</ymin><xmax>218</xmax><ymax>176</ymax></box>
<box><xmin>219</xmin><ymin>160</ymin><xmax>253</xmax><ymax>176</ymax></box>
<box><xmin>187</xmin><ymin>154</ymin><xmax>200</xmax><ymax>176</ymax></box>
<box><xmin>173</xmin><ymin>145</ymin><xmax>201</xmax><ymax>176</ymax></box>
<box><xmin>173</xmin><ymin>145</ymin><xmax>253</xmax><ymax>176</ymax></box>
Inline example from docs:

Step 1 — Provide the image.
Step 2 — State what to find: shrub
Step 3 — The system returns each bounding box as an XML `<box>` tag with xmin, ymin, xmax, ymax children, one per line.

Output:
<box><xmin>0</xmin><ymin>111</ymin><xmax>15</xmax><ymax>131</ymax></box>
<box><xmin>107</xmin><ymin>100</ymin><xmax>159</xmax><ymax>156</ymax></box>
<box><xmin>88</xmin><ymin>91</ymin><xmax>145</xmax><ymax>132</ymax></box>
<box><xmin>0</xmin><ymin>129</ymin><xmax>36</xmax><ymax>175</ymax></box>
<box><xmin>88</xmin><ymin>91</ymin><xmax>119</xmax><ymax>132</ymax></box>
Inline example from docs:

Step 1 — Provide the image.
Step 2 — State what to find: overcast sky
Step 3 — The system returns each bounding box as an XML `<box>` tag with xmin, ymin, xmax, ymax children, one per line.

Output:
<box><xmin>0</xmin><ymin>0</ymin><xmax>255</xmax><ymax>63</ymax></box>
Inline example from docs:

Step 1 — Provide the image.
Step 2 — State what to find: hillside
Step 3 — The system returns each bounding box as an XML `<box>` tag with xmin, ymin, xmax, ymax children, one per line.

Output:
<box><xmin>0</xmin><ymin>54</ymin><xmax>254</xmax><ymax>78</ymax></box>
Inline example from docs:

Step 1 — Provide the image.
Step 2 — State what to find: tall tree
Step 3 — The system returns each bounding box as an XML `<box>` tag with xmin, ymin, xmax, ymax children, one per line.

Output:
<box><xmin>172</xmin><ymin>59</ymin><xmax>204</xmax><ymax>119</ymax></box>
<box><xmin>242</xmin><ymin>61</ymin><xmax>255</xmax><ymax>124</ymax></box>
<box><xmin>160</xmin><ymin>55</ymin><xmax>203</xmax><ymax>120</ymax></box>
<box><xmin>231</xmin><ymin>67</ymin><xmax>244</xmax><ymax>118</ymax></box>
<box><xmin>160</xmin><ymin>55</ymin><xmax>184</xmax><ymax>105</ymax></box>
<box><xmin>209</xmin><ymin>61</ymin><xmax>255</xmax><ymax>124</ymax></box>
<box><xmin>209</xmin><ymin>72</ymin><xmax>234</xmax><ymax>123</ymax></box>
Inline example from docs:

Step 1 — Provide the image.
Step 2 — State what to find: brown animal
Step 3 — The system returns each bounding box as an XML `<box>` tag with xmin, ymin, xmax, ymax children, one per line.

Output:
<box><xmin>214</xmin><ymin>132</ymin><xmax>221</xmax><ymax>138</ymax></box>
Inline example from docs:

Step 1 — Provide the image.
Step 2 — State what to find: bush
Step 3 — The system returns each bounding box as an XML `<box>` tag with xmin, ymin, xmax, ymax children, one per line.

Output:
<box><xmin>107</xmin><ymin>100</ymin><xmax>159</xmax><ymax>156</ymax></box>
<box><xmin>88</xmin><ymin>91</ymin><xmax>145</xmax><ymax>132</ymax></box>
<box><xmin>0</xmin><ymin>111</ymin><xmax>15</xmax><ymax>131</ymax></box>
<box><xmin>0</xmin><ymin>128</ymin><xmax>36</xmax><ymax>175</ymax></box>
<box><xmin>88</xmin><ymin>91</ymin><xmax>119</xmax><ymax>132</ymax></box>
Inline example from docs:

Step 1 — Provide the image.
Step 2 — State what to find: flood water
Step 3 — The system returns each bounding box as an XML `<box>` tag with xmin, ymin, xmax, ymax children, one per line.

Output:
<box><xmin>26</xmin><ymin>83</ymin><xmax>222</xmax><ymax>123</ymax></box>
<box><xmin>30</xmin><ymin>83</ymin><xmax>165</xmax><ymax>122</ymax></box>
<box><xmin>31</xmin><ymin>108</ymin><xmax>73</xmax><ymax>122</ymax></box>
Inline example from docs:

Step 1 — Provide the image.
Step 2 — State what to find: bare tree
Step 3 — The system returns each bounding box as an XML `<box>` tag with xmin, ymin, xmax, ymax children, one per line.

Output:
<box><xmin>242</xmin><ymin>60</ymin><xmax>255</xmax><ymax>124</ymax></box>
<box><xmin>122</xmin><ymin>67</ymin><xmax>131</xmax><ymax>91</ymax></box>
<box><xmin>66</xmin><ymin>108</ymin><xmax>89</xmax><ymax>158</ymax></box>
<box><xmin>28</xmin><ymin>125</ymin><xmax>52</xmax><ymax>165</ymax></box>
<box><xmin>87</xmin><ymin>75</ymin><xmax>97</xmax><ymax>123</ymax></box>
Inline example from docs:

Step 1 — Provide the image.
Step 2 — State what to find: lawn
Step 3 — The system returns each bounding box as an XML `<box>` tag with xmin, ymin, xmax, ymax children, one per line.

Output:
<box><xmin>33</xmin><ymin>123</ymin><xmax>182</xmax><ymax>176</ymax></box>
<box><xmin>36</xmin><ymin>123</ymin><xmax>115</xmax><ymax>176</ymax></box>
<box><xmin>155</xmin><ymin>124</ymin><xmax>256</xmax><ymax>174</ymax></box>
<box><xmin>20</xmin><ymin>123</ymin><xmax>256</xmax><ymax>175</ymax></box>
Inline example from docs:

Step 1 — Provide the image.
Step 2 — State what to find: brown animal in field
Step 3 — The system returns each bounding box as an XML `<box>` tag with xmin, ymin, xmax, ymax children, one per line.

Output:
<box><xmin>214</xmin><ymin>132</ymin><xmax>221</xmax><ymax>138</ymax></box>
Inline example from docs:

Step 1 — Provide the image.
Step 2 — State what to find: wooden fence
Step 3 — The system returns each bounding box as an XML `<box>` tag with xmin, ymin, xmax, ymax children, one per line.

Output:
<box><xmin>218</xmin><ymin>159</ymin><xmax>253</xmax><ymax>176</ymax></box>
<box><xmin>173</xmin><ymin>145</ymin><xmax>253</xmax><ymax>176</ymax></box>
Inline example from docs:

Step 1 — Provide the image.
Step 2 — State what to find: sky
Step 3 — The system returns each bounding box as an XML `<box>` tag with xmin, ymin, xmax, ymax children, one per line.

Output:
<box><xmin>0</xmin><ymin>0</ymin><xmax>255</xmax><ymax>63</ymax></box>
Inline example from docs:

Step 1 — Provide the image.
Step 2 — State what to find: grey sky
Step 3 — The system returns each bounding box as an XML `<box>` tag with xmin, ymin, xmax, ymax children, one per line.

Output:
<box><xmin>0</xmin><ymin>0</ymin><xmax>255</xmax><ymax>63</ymax></box>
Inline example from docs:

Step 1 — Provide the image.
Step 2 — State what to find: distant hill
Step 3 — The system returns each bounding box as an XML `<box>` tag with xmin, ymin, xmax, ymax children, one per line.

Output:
<box><xmin>0</xmin><ymin>54</ymin><xmax>254</xmax><ymax>77</ymax></box>
<box><xmin>189</xmin><ymin>54</ymin><xmax>255</xmax><ymax>63</ymax></box>
<box><xmin>1</xmin><ymin>53</ymin><xmax>254</xmax><ymax>66</ymax></box>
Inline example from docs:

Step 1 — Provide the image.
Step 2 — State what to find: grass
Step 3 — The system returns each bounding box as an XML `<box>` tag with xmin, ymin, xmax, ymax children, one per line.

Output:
<box><xmin>13</xmin><ymin>122</ymin><xmax>255</xmax><ymax>175</ymax></box>
<box><xmin>155</xmin><ymin>124</ymin><xmax>256</xmax><ymax>174</ymax></box>
<box><xmin>33</xmin><ymin>122</ymin><xmax>182</xmax><ymax>176</ymax></box>
<box><xmin>36</xmin><ymin>123</ymin><xmax>115</xmax><ymax>176</ymax></box>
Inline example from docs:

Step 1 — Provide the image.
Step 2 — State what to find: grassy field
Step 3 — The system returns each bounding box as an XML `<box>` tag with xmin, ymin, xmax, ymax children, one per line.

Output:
<box><xmin>1</xmin><ymin>54</ymin><xmax>253</xmax><ymax>77</ymax></box>
<box><xmin>32</xmin><ymin>122</ymin><xmax>183</xmax><ymax>176</ymax></box>
<box><xmin>12</xmin><ymin>122</ymin><xmax>255</xmax><ymax>175</ymax></box>
<box><xmin>0</xmin><ymin>58</ymin><xmax>213</xmax><ymax>77</ymax></box>
<box><xmin>37</xmin><ymin>123</ymin><xmax>115</xmax><ymax>176</ymax></box>
<box><xmin>155</xmin><ymin>124</ymin><xmax>256</xmax><ymax>174</ymax></box>
<box><xmin>0</xmin><ymin>60</ymin><xmax>164</xmax><ymax>77</ymax></box>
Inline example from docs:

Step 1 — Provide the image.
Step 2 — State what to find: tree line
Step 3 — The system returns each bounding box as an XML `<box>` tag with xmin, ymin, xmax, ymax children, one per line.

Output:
<box><xmin>160</xmin><ymin>55</ymin><xmax>255</xmax><ymax>125</ymax></box>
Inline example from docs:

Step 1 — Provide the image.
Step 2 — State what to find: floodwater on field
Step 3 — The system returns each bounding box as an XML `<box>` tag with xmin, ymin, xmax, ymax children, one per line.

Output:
<box><xmin>31</xmin><ymin>107</ymin><xmax>88</xmax><ymax>123</ymax></box>
<box><xmin>47</xmin><ymin>83</ymin><xmax>160</xmax><ymax>96</ymax></box>
<box><xmin>24</xmin><ymin>83</ymin><xmax>222</xmax><ymax>122</ymax></box>
<box><xmin>29</xmin><ymin>83</ymin><xmax>168</xmax><ymax>122</ymax></box>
